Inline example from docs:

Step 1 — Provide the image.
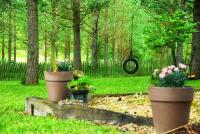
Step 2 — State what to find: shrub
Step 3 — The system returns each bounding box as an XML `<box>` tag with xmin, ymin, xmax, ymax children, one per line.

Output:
<box><xmin>152</xmin><ymin>63</ymin><xmax>187</xmax><ymax>87</ymax></box>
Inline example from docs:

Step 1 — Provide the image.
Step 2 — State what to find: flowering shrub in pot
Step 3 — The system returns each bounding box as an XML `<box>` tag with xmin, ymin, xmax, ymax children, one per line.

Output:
<box><xmin>152</xmin><ymin>64</ymin><xmax>187</xmax><ymax>87</ymax></box>
<box><xmin>149</xmin><ymin>63</ymin><xmax>194</xmax><ymax>133</ymax></box>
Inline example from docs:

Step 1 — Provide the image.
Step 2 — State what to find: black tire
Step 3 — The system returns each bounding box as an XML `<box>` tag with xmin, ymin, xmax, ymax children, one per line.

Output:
<box><xmin>123</xmin><ymin>58</ymin><xmax>139</xmax><ymax>74</ymax></box>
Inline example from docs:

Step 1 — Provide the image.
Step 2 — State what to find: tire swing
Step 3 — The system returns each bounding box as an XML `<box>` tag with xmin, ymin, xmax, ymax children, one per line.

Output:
<box><xmin>123</xmin><ymin>51</ymin><xmax>139</xmax><ymax>74</ymax></box>
<box><xmin>122</xmin><ymin>15</ymin><xmax>139</xmax><ymax>74</ymax></box>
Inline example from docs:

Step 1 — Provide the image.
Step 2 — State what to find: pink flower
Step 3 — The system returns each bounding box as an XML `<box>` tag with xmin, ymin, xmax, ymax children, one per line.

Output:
<box><xmin>179</xmin><ymin>63</ymin><xmax>186</xmax><ymax>69</ymax></box>
<box><xmin>167</xmin><ymin>69</ymin><xmax>172</xmax><ymax>74</ymax></box>
<box><xmin>159</xmin><ymin>73</ymin><xmax>166</xmax><ymax>79</ymax></box>
<box><xmin>162</xmin><ymin>67</ymin><xmax>168</xmax><ymax>73</ymax></box>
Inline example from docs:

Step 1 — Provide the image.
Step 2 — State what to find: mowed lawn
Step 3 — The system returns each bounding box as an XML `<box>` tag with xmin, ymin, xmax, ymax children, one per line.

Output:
<box><xmin>0</xmin><ymin>76</ymin><xmax>199</xmax><ymax>133</ymax></box>
<box><xmin>91</xmin><ymin>76</ymin><xmax>200</xmax><ymax>94</ymax></box>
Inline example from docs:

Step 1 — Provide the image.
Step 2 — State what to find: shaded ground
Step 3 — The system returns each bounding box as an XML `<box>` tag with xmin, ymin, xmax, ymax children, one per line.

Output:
<box><xmin>88</xmin><ymin>92</ymin><xmax>200</xmax><ymax>133</ymax></box>
<box><xmin>167</xmin><ymin>124</ymin><xmax>200</xmax><ymax>134</ymax></box>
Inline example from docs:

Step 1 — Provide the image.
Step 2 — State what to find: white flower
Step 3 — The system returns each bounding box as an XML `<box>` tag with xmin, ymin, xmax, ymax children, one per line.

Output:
<box><xmin>174</xmin><ymin>67</ymin><xmax>179</xmax><ymax>72</ymax></box>
<box><xmin>168</xmin><ymin>65</ymin><xmax>175</xmax><ymax>70</ymax></box>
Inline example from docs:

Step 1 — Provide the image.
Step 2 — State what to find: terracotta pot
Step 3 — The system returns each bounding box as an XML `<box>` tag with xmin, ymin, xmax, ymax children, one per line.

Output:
<box><xmin>149</xmin><ymin>86</ymin><xmax>194</xmax><ymax>133</ymax></box>
<box><xmin>45</xmin><ymin>71</ymin><xmax>73</xmax><ymax>102</ymax></box>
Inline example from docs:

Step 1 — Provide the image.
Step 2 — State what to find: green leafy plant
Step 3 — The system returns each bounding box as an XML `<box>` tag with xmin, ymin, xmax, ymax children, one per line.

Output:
<box><xmin>152</xmin><ymin>63</ymin><xmax>187</xmax><ymax>87</ymax></box>
<box><xmin>48</xmin><ymin>61</ymin><xmax>72</xmax><ymax>72</ymax></box>
<box><xmin>68</xmin><ymin>71</ymin><xmax>93</xmax><ymax>91</ymax></box>
<box><xmin>57</xmin><ymin>61</ymin><xmax>72</xmax><ymax>72</ymax></box>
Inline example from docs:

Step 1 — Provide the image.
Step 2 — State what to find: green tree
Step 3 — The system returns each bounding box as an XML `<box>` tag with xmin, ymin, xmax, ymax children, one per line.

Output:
<box><xmin>146</xmin><ymin>9</ymin><xmax>194</xmax><ymax>65</ymax></box>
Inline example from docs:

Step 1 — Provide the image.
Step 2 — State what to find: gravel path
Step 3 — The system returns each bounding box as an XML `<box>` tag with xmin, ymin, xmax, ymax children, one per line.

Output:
<box><xmin>88</xmin><ymin>92</ymin><xmax>200</xmax><ymax>133</ymax></box>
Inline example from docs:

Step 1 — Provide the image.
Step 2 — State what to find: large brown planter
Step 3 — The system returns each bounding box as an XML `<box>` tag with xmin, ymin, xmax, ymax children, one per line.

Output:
<box><xmin>149</xmin><ymin>86</ymin><xmax>194</xmax><ymax>133</ymax></box>
<box><xmin>45</xmin><ymin>71</ymin><xmax>73</xmax><ymax>102</ymax></box>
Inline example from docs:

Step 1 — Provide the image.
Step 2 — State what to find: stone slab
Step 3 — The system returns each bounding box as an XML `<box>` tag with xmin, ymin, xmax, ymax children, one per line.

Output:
<box><xmin>25</xmin><ymin>97</ymin><xmax>148</xmax><ymax>125</ymax></box>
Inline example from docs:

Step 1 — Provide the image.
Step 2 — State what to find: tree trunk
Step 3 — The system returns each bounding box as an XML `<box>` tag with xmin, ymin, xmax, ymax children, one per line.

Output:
<box><xmin>141</xmin><ymin>0</ymin><xmax>145</xmax><ymax>6</ymax></box>
<box><xmin>112</xmin><ymin>0</ymin><xmax>116</xmax><ymax>61</ymax></box>
<box><xmin>26</xmin><ymin>0</ymin><xmax>39</xmax><ymax>85</ymax></box>
<box><xmin>72</xmin><ymin>0</ymin><xmax>82</xmax><ymax>70</ymax></box>
<box><xmin>8</xmin><ymin>1</ymin><xmax>12</xmax><ymax>62</ymax></box>
<box><xmin>1</xmin><ymin>13</ymin><xmax>5</xmax><ymax>61</ymax></box>
<box><xmin>56</xmin><ymin>48</ymin><xmax>58</xmax><ymax>58</ymax></box>
<box><xmin>86</xmin><ymin>39</ymin><xmax>89</xmax><ymax>63</ymax></box>
<box><xmin>65</xmin><ymin>32</ymin><xmax>71</xmax><ymax>61</ymax></box>
<box><xmin>92</xmin><ymin>10</ymin><xmax>100</xmax><ymax>66</ymax></box>
<box><xmin>118</xmin><ymin>0</ymin><xmax>126</xmax><ymax>61</ymax></box>
<box><xmin>177</xmin><ymin>42</ymin><xmax>183</xmax><ymax>64</ymax></box>
<box><xmin>85</xmin><ymin>32</ymin><xmax>90</xmax><ymax>63</ymax></box>
<box><xmin>176</xmin><ymin>0</ymin><xmax>186</xmax><ymax>64</ymax></box>
<box><xmin>44</xmin><ymin>29</ymin><xmax>48</xmax><ymax>62</ymax></box>
<box><xmin>192</xmin><ymin>0</ymin><xmax>200</xmax><ymax>78</ymax></box>
<box><xmin>181</xmin><ymin>0</ymin><xmax>186</xmax><ymax>5</ymax></box>
<box><xmin>171</xmin><ymin>45</ymin><xmax>177</xmax><ymax>66</ymax></box>
<box><xmin>50</xmin><ymin>0</ymin><xmax>57</xmax><ymax>71</ymax></box>
<box><xmin>104</xmin><ymin>8</ymin><xmax>109</xmax><ymax>66</ymax></box>
<box><xmin>13</xmin><ymin>12</ymin><xmax>17</xmax><ymax>62</ymax></box>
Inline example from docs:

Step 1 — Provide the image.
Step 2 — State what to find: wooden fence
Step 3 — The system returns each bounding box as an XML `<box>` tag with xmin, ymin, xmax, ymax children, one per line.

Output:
<box><xmin>0</xmin><ymin>60</ymin><xmax>171</xmax><ymax>80</ymax></box>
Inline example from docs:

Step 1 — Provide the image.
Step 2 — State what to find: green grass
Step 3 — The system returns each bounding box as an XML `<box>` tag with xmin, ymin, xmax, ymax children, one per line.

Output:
<box><xmin>91</xmin><ymin>76</ymin><xmax>200</xmax><ymax>94</ymax></box>
<box><xmin>0</xmin><ymin>76</ymin><xmax>199</xmax><ymax>133</ymax></box>
<box><xmin>91</xmin><ymin>76</ymin><xmax>152</xmax><ymax>94</ymax></box>
<box><xmin>186</xmin><ymin>80</ymin><xmax>200</xmax><ymax>89</ymax></box>
<box><xmin>0</xmin><ymin>80</ymin><xmax>122</xmax><ymax>134</ymax></box>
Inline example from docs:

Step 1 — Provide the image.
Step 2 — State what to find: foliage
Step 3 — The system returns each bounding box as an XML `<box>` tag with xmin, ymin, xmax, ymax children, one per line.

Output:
<box><xmin>57</xmin><ymin>61</ymin><xmax>72</xmax><ymax>72</ymax></box>
<box><xmin>72</xmin><ymin>70</ymin><xmax>84</xmax><ymax>80</ymax></box>
<box><xmin>87</xmin><ymin>0</ymin><xmax>110</xmax><ymax>12</ymax></box>
<box><xmin>68</xmin><ymin>70</ymin><xmax>93</xmax><ymax>91</ymax></box>
<box><xmin>152</xmin><ymin>64</ymin><xmax>187</xmax><ymax>87</ymax></box>
<box><xmin>0</xmin><ymin>0</ymin><xmax>198</xmax><ymax>80</ymax></box>
<box><xmin>0</xmin><ymin>0</ymin><xmax>174</xmax><ymax>63</ymax></box>
<box><xmin>47</xmin><ymin>61</ymin><xmax>72</xmax><ymax>72</ymax></box>
<box><xmin>68</xmin><ymin>76</ymin><xmax>92</xmax><ymax>91</ymax></box>
<box><xmin>147</xmin><ymin>9</ymin><xmax>195</xmax><ymax>50</ymax></box>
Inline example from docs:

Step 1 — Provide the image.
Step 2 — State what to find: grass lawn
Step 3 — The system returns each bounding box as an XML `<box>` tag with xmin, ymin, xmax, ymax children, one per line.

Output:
<box><xmin>0</xmin><ymin>76</ymin><xmax>199</xmax><ymax>133</ymax></box>
<box><xmin>91</xmin><ymin>76</ymin><xmax>200</xmax><ymax>94</ymax></box>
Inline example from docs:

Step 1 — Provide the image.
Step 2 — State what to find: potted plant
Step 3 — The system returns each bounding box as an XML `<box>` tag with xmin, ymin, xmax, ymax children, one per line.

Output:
<box><xmin>67</xmin><ymin>70</ymin><xmax>93</xmax><ymax>103</ymax></box>
<box><xmin>45</xmin><ymin>61</ymin><xmax>73</xmax><ymax>102</ymax></box>
<box><xmin>149</xmin><ymin>63</ymin><xmax>194</xmax><ymax>133</ymax></box>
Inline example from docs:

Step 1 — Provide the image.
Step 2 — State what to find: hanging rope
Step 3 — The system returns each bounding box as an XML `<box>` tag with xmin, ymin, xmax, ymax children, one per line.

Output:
<box><xmin>122</xmin><ymin>15</ymin><xmax>139</xmax><ymax>74</ymax></box>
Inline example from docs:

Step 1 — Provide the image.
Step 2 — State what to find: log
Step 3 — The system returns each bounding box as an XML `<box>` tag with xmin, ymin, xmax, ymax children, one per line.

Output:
<box><xmin>25</xmin><ymin>97</ymin><xmax>148</xmax><ymax>125</ymax></box>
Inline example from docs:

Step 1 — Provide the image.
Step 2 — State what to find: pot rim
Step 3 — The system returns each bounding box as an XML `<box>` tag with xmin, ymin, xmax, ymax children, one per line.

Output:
<box><xmin>44</xmin><ymin>71</ymin><xmax>73</xmax><ymax>82</ymax></box>
<box><xmin>149</xmin><ymin>85</ymin><xmax>194</xmax><ymax>89</ymax></box>
<box><xmin>44</xmin><ymin>71</ymin><xmax>72</xmax><ymax>73</ymax></box>
<box><xmin>148</xmin><ymin>86</ymin><xmax>194</xmax><ymax>102</ymax></box>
